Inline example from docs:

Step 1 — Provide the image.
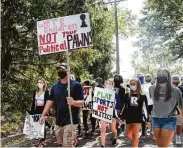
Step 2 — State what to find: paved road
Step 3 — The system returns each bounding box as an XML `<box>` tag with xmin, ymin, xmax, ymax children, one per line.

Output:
<box><xmin>17</xmin><ymin>123</ymin><xmax>183</xmax><ymax>147</ymax></box>
<box><xmin>34</xmin><ymin>127</ymin><xmax>183</xmax><ymax>147</ymax></box>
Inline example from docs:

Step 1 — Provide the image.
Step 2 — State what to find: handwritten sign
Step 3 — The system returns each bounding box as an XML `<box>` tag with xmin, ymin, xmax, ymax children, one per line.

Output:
<box><xmin>37</xmin><ymin>13</ymin><xmax>92</xmax><ymax>55</ymax></box>
<box><xmin>83</xmin><ymin>86</ymin><xmax>92</xmax><ymax>110</ymax></box>
<box><xmin>23</xmin><ymin>112</ymin><xmax>45</xmax><ymax>139</ymax></box>
<box><xmin>92</xmin><ymin>87</ymin><xmax>115</xmax><ymax>123</ymax></box>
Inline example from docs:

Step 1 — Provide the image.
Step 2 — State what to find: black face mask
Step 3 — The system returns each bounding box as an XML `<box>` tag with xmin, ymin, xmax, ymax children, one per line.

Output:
<box><xmin>58</xmin><ymin>71</ymin><xmax>67</xmax><ymax>79</ymax></box>
<box><xmin>157</xmin><ymin>76</ymin><xmax>168</xmax><ymax>84</ymax></box>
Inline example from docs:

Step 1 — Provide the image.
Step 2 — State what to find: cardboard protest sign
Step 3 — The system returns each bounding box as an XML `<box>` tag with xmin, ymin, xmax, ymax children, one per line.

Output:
<box><xmin>92</xmin><ymin>87</ymin><xmax>115</xmax><ymax>123</ymax></box>
<box><xmin>37</xmin><ymin>13</ymin><xmax>92</xmax><ymax>55</ymax></box>
<box><xmin>23</xmin><ymin>112</ymin><xmax>45</xmax><ymax>139</ymax></box>
<box><xmin>83</xmin><ymin>86</ymin><xmax>92</xmax><ymax>110</ymax></box>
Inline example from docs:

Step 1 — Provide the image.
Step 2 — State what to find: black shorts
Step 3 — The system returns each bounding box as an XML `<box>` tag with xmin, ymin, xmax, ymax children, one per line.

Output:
<box><xmin>34</xmin><ymin>106</ymin><xmax>44</xmax><ymax>114</ymax></box>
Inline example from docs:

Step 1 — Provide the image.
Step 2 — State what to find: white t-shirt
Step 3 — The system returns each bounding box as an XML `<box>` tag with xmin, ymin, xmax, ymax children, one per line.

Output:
<box><xmin>35</xmin><ymin>92</ymin><xmax>45</xmax><ymax>105</ymax></box>
<box><xmin>142</xmin><ymin>83</ymin><xmax>153</xmax><ymax>106</ymax></box>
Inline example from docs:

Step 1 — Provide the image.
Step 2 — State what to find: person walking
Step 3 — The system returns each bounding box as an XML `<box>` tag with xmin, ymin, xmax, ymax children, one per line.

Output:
<box><xmin>82</xmin><ymin>80</ymin><xmax>91</xmax><ymax>137</ymax></box>
<box><xmin>39</xmin><ymin>63</ymin><xmax>84</xmax><ymax>147</ymax></box>
<box><xmin>100</xmin><ymin>78</ymin><xmax>121</xmax><ymax>147</ymax></box>
<box><xmin>30</xmin><ymin>78</ymin><xmax>50</xmax><ymax>147</ymax></box>
<box><xmin>172</xmin><ymin>75</ymin><xmax>183</xmax><ymax>145</ymax></box>
<box><xmin>89</xmin><ymin>77</ymin><xmax>104</xmax><ymax>134</ymax></box>
<box><xmin>151</xmin><ymin>69</ymin><xmax>183</xmax><ymax>147</ymax></box>
<box><xmin>121</xmin><ymin>78</ymin><xmax>149</xmax><ymax>147</ymax></box>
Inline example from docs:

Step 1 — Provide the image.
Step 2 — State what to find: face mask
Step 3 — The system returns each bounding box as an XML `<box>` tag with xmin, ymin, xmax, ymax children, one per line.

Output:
<box><xmin>157</xmin><ymin>76</ymin><xmax>168</xmax><ymax>84</ymax></box>
<box><xmin>58</xmin><ymin>71</ymin><xmax>67</xmax><ymax>79</ymax></box>
<box><xmin>37</xmin><ymin>83</ymin><xmax>43</xmax><ymax>89</ymax></box>
<box><xmin>105</xmin><ymin>84</ymin><xmax>113</xmax><ymax>89</ymax></box>
<box><xmin>95</xmin><ymin>82</ymin><xmax>99</xmax><ymax>86</ymax></box>
<box><xmin>130</xmin><ymin>85</ymin><xmax>137</xmax><ymax>91</ymax></box>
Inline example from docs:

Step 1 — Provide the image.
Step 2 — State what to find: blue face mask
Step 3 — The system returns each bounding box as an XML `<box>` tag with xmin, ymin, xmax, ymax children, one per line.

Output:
<box><xmin>157</xmin><ymin>76</ymin><xmax>168</xmax><ymax>84</ymax></box>
<box><xmin>37</xmin><ymin>83</ymin><xmax>43</xmax><ymax>89</ymax></box>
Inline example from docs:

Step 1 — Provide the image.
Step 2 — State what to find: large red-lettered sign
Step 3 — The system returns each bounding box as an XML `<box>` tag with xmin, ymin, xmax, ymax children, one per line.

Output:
<box><xmin>37</xmin><ymin>13</ymin><xmax>92</xmax><ymax>55</ymax></box>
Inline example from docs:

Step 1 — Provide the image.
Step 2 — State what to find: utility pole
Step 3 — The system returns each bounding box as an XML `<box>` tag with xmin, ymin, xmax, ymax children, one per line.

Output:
<box><xmin>93</xmin><ymin>0</ymin><xmax>127</xmax><ymax>74</ymax></box>
<box><xmin>114</xmin><ymin>0</ymin><xmax>120</xmax><ymax>74</ymax></box>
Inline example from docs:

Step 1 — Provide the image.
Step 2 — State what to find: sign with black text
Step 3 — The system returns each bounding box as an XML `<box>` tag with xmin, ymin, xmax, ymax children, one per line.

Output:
<box><xmin>23</xmin><ymin>112</ymin><xmax>45</xmax><ymax>139</ymax></box>
<box><xmin>92</xmin><ymin>87</ymin><xmax>115</xmax><ymax>123</ymax></box>
<box><xmin>83</xmin><ymin>86</ymin><xmax>92</xmax><ymax>110</ymax></box>
<box><xmin>37</xmin><ymin>13</ymin><xmax>92</xmax><ymax>55</ymax></box>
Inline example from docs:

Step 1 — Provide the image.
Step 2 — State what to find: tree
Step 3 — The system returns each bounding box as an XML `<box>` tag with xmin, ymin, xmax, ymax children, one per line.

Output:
<box><xmin>2</xmin><ymin>0</ymin><xmax>135</xmax><ymax>116</ymax></box>
<box><xmin>136</xmin><ymin>0</ymin><xmax>183</xmax><ymax>59</ymax></box>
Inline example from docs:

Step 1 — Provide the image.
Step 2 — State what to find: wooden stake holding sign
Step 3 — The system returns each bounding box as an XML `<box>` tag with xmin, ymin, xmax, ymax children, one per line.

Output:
<box><xmin>66</xmin><ymin>49</ymin><xmax>73</xmax><ymax>126</ymax></box>
<box><xmin>37</xmin><ymin>13</ymin><xmax>92</xmax><ymax>130</ymax></box>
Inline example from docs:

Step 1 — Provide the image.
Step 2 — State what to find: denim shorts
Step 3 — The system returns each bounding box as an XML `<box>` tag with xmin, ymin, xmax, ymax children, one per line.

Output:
<box><xmin>152</xmin><ymin>117</ymin><xmax>177</xmax><ymax>131</ymax></box>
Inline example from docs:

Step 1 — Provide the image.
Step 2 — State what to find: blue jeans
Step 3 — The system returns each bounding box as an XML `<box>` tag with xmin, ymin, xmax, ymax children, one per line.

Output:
<box><xmin>152</xmin><ymin>117</ymin><xmax>176</xmax><ymax>131</ymax></box>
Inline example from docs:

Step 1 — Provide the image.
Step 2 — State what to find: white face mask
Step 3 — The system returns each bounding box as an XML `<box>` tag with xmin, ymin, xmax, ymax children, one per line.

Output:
<box><xmin>37</xmin><ymin>83</ymin><xmax>43</xmax><ymax>89</ymax></box>
<box><xmin>130</xmin><ymin>85</ymin><xmax>137</xmax><ymax>91</ymax></box>
<box><xmin>105</xmin><ymin>84</ymin><xmax>113</xmax><ymax>89</ymax></box>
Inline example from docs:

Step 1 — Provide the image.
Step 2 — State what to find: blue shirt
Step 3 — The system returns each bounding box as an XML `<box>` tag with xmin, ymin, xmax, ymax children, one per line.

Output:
<box><xmin>115</xmin><ymin>93</ymin><xmax>121</xmax><ymax>110</ymax></box>
<box><xmin>49</xmin><ymin>80</ymin><xmax>84</xmax><ymax>126</ymax></box>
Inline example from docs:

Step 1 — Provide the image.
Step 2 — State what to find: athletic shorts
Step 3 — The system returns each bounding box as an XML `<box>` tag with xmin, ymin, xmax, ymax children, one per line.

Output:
<box><xmin>176</xmin><ymin>115</ymin><xmax>183</xmax><ymax>125</ymax></box>
<box><xmin>55</xmin><ymin>124</ymin><xmax>78</xmax><ymax>147</ymax></box>
<box><xmin>152</xmin><ymin>117</ymin><xmax>176</xmax><ymax>131</ymax></box>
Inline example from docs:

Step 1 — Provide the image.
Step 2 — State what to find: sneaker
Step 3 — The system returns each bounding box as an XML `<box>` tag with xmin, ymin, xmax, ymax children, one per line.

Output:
<box><xmin>175</xmin><ymin>135</ymin><xmax>182</xmax><ymax>145</ymax></box>
<box><xmin>101</xmin><ymin>145</ymin><xmax>105</xmax><ymax>147</ymax></box>
<box><xmin>112</xmin><ymin>139</ymin><xmax>117</xmax><ymax>145</ymax></box>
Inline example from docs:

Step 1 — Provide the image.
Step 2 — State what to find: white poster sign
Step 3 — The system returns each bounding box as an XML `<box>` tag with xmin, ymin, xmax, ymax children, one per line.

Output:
<box><xmin>83</xmin><ymin>86</ymin><xmax>92</xmax><ymax>110</ymax></box>
<box><xmin>92</xmin><ymin>87</ymin><xmax>115</xmax><ymax>123</ymax></box>
<box><xmin>23</xmin><ymin>112</ymin><xmax>45</xmax><ymax>139</ymax></box>
<box><xmin>37</xmin><ymin>13</ymin><xmax>92</xmax><ymax>55</ymax></box>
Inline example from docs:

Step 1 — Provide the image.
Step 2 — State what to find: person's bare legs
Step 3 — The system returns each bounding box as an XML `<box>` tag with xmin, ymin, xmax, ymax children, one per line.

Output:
<box><xmin>132</xmin><ymin>123</ymin><xmax>141</xmax><ymax>147</ymax></box>
<box><xmin>101</xmin><ymin>121</ymin><xmax>107</xmax><ymax>146</ymax></box>
<box><xmin>153</xmin><ymin>128</ymin><xmax>162</xmax><ymax>146</ymax></box>
<box><xmin>126</xmin><ymin>124</ymin><xmax>133</xmax><ymax>141</ymax></box>
<box><xmin>160</xmin><ymin>128</ymin><xmax>175</xmax><ymax>147</ymax></box>
<box><xmin>110</xmin><ymin>120</ymin><xmax>117</xmax><ymax>139</ymax></box>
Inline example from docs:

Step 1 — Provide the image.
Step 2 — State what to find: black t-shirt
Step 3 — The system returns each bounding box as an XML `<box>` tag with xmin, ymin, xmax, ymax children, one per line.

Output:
<box><xmin>123</xmin><ymin>93</ymin><xmax>148</xmax><ymax>124</ymax></box>
<box><xmin>49</xmin><ymin>80</ymin><xmax>84</xmax><ymax>126</ymax></box>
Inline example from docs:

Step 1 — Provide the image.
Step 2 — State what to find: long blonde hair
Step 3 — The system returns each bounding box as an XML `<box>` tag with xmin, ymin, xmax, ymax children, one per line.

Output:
<box><xmin>37</xmin><ymin>78</ymin><xmax>47</xmax><ymax>92</ymax></box>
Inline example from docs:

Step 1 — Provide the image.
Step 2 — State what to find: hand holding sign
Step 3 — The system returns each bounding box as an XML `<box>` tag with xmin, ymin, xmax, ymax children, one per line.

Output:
<box><xmin>67</xmin><ymin>97</ymin><xmax>74</xmax><ymax>106</ymax></box>
<box><xmin>39</xmin><ymin>115</ymin><xmax>48</xmax><ymax>124</ymax></box>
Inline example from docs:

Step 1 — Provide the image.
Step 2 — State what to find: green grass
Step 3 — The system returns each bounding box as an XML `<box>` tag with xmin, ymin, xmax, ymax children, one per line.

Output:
<box><xmin>2</xmin><ymin>136</ymin><xmax>26</xmax><ymax>147</ymax></box>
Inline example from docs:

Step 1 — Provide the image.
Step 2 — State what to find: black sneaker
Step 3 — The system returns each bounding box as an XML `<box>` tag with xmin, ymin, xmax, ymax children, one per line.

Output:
<box><xmin>112</xmin><ymin>139</ymin><xmax>117</xmax><ymax>145</ymax></box>
<box><xmin>101</xmin><ymin>145</ymin><xmax>105</xmax><ymax>147</ymax></box>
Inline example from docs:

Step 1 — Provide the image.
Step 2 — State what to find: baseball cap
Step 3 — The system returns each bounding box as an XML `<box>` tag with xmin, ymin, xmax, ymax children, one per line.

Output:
<box><xmin>56</xmin><ymin>63</ymin><xmax>67</xmax><ymax>70</ymax></box>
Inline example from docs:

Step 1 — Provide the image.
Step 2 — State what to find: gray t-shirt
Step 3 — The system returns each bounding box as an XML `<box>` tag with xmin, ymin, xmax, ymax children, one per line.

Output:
<box><xmin>151</xmin><ymin>86</ymin><xmax>183</xmax><ymax>118</ymax></box>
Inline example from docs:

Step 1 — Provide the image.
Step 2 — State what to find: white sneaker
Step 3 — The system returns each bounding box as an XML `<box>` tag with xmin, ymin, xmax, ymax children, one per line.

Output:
<box><xmin>175</xmin><ymin>135</ymin><xmax>182</xmax><ymax>145</ymax></box>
